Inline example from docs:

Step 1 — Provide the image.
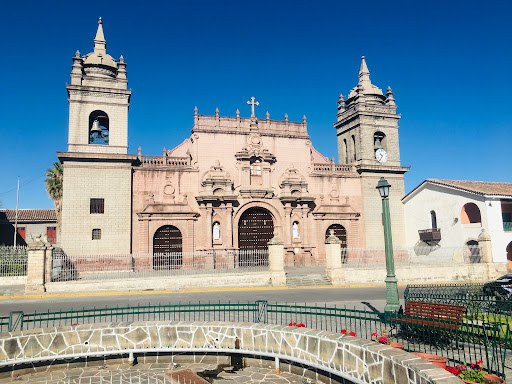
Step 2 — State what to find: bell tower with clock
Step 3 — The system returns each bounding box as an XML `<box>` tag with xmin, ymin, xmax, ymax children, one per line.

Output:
<box><xmin>334</xmin><ymin>57</ymin><xmax>409</xmax><ymax>248</ymax></box>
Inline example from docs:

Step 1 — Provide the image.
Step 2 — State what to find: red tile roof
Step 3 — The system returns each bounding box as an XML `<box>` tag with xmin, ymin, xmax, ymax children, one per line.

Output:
<box><xmin>426</xmin><ymin>179</ymin><xmax>512</xmax><ymax>197</ymax></box>
<box><xmin>0</xmin><ymin>209</ymin><xmax>56</xmax><ymax>222</ymax></box>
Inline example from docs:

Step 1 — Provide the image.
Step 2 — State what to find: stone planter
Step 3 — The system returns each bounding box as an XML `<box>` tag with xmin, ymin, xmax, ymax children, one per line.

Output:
<box><xmin>411</xmin><ymin>352</ymin><xmax>448</xmax><ymax>369</ymax></box>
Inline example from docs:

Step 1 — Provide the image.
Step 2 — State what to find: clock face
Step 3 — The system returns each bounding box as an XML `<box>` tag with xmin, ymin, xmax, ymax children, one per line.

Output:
<box><xmin>375</xmin><ymin>148</ymin><xmax>388</xmax><ymax>163</ymax></box>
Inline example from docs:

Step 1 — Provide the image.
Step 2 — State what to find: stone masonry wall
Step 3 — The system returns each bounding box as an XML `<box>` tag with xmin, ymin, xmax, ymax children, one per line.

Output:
<box><xmin>61</xmin><ymin>161</ymin><xmax>132</xmax><ymax>256</ymax></box>
<box><xmin>0</xmin><ymin>321</ymin><xmax>461</xmax><ymax>384</ymax></box>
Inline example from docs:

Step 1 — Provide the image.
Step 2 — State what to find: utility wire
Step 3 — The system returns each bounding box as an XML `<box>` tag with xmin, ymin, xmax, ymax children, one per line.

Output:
<box><xmin>0</xmin><ymin>174</ymin><xmax>45</xmax><ymax>196</ymax></box>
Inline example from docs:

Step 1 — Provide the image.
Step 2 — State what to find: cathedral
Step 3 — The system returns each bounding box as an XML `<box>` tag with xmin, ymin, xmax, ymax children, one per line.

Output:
<box><xmin>58</xmin><ymin>20</ymin><xmax>409</xmax><ymax>265</ymax></box>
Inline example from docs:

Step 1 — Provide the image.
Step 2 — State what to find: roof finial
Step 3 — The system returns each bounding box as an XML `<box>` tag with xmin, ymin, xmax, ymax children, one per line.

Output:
<box><xmin>386</xmin><ymin>86</ymin><xmax>396</xmax><ymax>106</ymax></box>
<box><xmin>359</xmin><ymin>55</ymin><xmax>370</xmax><ymax>84</ymax></box>
<box><xmin>194</xmin><ymin>106</ymin><xmax>198</xmax><ymax>115</ymax></box>
<box><xmin>302</xmin><ymin>115</ymin><xmax>307</xmax><ymax>123</ymax></box>
<box><xmin>236</xmin><ymin>108</ymin><xmax>240</xmax><ymax>117</ymax></box>
<box><xmin>215</xmin><ymin>107</ymin><xmax>219</xmax><ymax>116</ymax></box>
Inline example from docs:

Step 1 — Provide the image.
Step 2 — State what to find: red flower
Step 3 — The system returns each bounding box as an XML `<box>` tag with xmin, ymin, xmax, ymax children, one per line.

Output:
<box><xmin>340</xmin><ymin>329</ymin><xmax>347</xmax><ymax>334</ymax></box>
<box><xmin>298</xmin><ymin>323</ymin><xmax>305</xmax><ymax>327</ymax></box>
<box><xmin>455</xmin><ymin>364</ymin><xmax>466</xmax><ymax>372</ymax></box>
<box><xmin>288</xmin><ymin>322</ymin><xmax>293</xmax><ymax>326</ymax></box>
<box><xmin>371</xmin><ymin>332</ymin><xmax>378</xmax><ymax>337</ymax></box>
<box><xmin>445</xmin><ymin>367</ymin><xmax>461</xmax><ymax>375</ymax></box>
<box><xmin>349</xmin><ymin>332</ymin><xmax>356</xmax><ymax>336</ymax></box>
<box><xmin>476</xmin><ymin>360</ymin><xmax>483</xmax><ymax>365</ymax></box>
<box><xmin>379</xmin><ymin>336</ymin><xmax>388</xmax><ymax>343</ymax></box>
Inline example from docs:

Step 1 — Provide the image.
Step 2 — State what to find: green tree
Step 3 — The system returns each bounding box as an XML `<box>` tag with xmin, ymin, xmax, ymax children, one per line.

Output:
<box><xmin>45</xmin><ymin>161</ymin><xmax>63</xmax><ymax>238</ymax></box>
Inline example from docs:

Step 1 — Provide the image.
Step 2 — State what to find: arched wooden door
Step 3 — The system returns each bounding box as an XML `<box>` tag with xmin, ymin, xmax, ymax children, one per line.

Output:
<box><xmin>238</xmin><ymin>207</ymin><xmax>273</xmax><ymax>266</ymax></box>
<box><xmin>325</xmin><ymin>224</ymin><xmax>347</xmax><ymax>247</ymax></box>
<box><xmin>153</xmin><ymin>225</ymin><xmax>182</xmax><ymax>269</ymax></box>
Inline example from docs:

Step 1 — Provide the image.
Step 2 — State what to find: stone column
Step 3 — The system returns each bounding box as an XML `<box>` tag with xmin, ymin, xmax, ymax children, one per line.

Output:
<box><xmin>325</xmin><ymin>229</ymin><xmax>345</xmax><ymax>285</ymax></box>
<box><xmin>226</xmin><ymin>203</ymin><xmax>233</xmax><ymax>248</ymax></box>
<box><xmin>301</xmin><ymin>204</ymin><xmax>309</xmax><ymax>246</ymax></box>
<box><xmin>25</xmin><ymin>236</ymin><xmax>51</xmax><ymax>293</ymax></box>
<box><xmin>478</xmin><ymin>229</ymin><xmax>493</xmax><ymax>263</ymax></box>
<box><xmin>268</xmin><ymin>234</ymin><xmax>286</xmax><ymax>287</ymax></box>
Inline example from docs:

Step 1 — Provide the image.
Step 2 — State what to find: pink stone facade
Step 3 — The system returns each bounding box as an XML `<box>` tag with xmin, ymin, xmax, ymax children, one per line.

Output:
<box><xmin>132</xmin><ymin>113</ymin><xmax>365</xmax><ymax>265</ymax></box>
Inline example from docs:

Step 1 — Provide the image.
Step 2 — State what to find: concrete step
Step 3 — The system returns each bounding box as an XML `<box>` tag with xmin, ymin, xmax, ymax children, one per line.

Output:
<box><xmin>285</xmin><ymin>274</ymin><xmax>331</xmax><ymax>287</ymax></box>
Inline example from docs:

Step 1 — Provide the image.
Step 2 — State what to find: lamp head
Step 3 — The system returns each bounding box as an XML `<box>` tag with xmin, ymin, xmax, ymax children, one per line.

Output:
<box><xmin>376</xmin><ymin>177</ymin><xmax>391</xmax><ymax>199</ymax></box>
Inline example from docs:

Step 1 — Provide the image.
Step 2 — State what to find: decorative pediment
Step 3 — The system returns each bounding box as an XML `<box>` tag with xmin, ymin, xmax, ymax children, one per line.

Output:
<box><xmin>200</xmin><ymin>160</ymin><xmax>234</xmax><ymax>195</ymax></box>
<box><xmin>312</xmin><ymin>202</ymin><xmax>360</xmax><ymax>220</ymax></box>
<box><xmin>279</xmin><ymin>165</ymin><xmax>308</xmax><ymax>194</ymax></box>
<box><xmin>137</xmin><ymin>202</ymin><xmax>200</xmax><ymax>219</ymax></box>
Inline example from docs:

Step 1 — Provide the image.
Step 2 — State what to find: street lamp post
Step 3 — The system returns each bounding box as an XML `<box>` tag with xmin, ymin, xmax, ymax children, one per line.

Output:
<box><xmin>376</xmin><ymin>177</ymin><xmax>400</xmax><ymax>314</ymax></box>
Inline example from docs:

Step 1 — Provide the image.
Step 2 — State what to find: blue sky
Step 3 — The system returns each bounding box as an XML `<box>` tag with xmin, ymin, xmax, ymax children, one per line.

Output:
<box><xmin>1</xmin><ymin>0</ymin><xmax>510</xmax><ymax>209</ymax></box>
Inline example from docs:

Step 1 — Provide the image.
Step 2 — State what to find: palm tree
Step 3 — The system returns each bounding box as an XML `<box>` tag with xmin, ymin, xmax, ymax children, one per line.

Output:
<box><xmin>45</xmin><ymin>161</ymin><xmax>63</xmax><ymax>239</ymax></box>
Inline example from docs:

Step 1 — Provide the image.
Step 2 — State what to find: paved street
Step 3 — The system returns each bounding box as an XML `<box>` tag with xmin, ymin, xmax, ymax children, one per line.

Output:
<box><xmin>0</xmin><ymin>285</ymin><xmax>406</xmax><ymax>315</ymax></box>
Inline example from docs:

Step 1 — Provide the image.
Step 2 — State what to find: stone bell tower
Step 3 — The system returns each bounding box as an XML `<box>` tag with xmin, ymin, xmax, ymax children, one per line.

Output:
<box><xmin>66</xmin><ymin>17</ymin><xmax>130</xmax><ymax>154</ymax></box>
<box><xmin>58</xmin><ymin>19</ymin><xmax>137</xmax><ymax>256</ymax></box>
<box><xmin>335</xmin><ymin>57</ymin><xmax>409</xmax><ymax>248</ymax></box>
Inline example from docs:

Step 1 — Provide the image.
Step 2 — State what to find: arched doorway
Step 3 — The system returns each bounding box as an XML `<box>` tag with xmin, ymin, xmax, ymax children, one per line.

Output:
<box><xmin>153</xmin><ymin>225</ymin><xmax>183</xmax><ymax>269</ymax></box>
<box><xmin>325</xmin><ymin>224</ymin><xmax>347</xmax><ymax>247</ymax></box>
<box><xmin>238</xmin><ymin>207</ymin><xmax>273</xmax><ymax>265</ymax></box>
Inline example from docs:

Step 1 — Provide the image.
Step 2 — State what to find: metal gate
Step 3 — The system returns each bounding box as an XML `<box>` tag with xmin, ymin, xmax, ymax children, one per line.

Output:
<box><xmin>325</xmin><ymin>224</ymin><xmax>347</xmax><ymax>247</ymax></box>
<box><xmin>238</xmin><ymin>207</ymin><xmax>273</xmax><ymax>265</ymax></box>
<box><xmin>153</xmin><ymin>225</ymin><xmax>183</xmax><ymax>269</ymax></box>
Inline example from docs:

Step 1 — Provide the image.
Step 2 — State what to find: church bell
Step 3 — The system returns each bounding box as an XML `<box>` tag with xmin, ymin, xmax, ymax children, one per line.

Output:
<box><xmin>91</xmin><ymin>119</ymin><xmax>102</xmax><ymax>135</ymax></box>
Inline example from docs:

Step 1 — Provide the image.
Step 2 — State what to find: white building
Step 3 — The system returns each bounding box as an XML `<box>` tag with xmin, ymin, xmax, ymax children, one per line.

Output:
<box><xmin>403</xmin><ymin>179</ymin><xmax>512</xmax><ymax>268</ymax></box>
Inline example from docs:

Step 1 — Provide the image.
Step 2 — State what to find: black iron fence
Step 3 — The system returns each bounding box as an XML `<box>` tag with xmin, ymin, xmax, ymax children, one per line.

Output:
<box><xmin>1</xmin><ymin>300</ymin><xmax>510</xmax><ymax>378</ymax></box>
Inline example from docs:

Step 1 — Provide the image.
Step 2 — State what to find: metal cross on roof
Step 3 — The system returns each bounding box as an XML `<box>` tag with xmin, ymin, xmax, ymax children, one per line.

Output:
<box><xmin>247</xmin><ymin>97</ymin><xmax>259</xmax><ymax>118</ymax></box>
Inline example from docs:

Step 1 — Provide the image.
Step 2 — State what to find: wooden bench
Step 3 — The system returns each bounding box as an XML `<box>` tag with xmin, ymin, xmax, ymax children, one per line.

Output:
<box><xmin>391</xmin><ymin>301</ymin><xmax>467</xmax><ymax>330</ymax></box>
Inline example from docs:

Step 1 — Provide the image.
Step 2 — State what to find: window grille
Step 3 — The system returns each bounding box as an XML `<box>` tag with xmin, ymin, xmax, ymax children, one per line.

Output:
<box><xmin>92</xmin><ymin>228</ymin><xmax>101</xmax><ymax>240</ymax></box>
<box><xmin>90</xmin><ymin>198</ymin><xmax>104</xmax><ymax>214</ymax></box>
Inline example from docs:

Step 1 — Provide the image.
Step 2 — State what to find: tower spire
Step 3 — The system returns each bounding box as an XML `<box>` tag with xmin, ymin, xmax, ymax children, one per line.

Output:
<box><xmin>358</xmin><ymin>56</ymin><xmax>370</xmax><ymax>84</ymax></box>
<box><xmin>94</xmin><ymin>17</ymin><xmax>106</xmax><ymax>54</ymax></box>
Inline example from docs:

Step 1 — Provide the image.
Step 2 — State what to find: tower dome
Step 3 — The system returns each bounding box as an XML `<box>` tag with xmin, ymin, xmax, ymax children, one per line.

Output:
<box><xmin>345</xmin><ymin>56</ymin><xmax>386</xmax><ymax>107</ymax></box>
<box><xmin>81</xmin><ymin>18</ymin><xmax>118</xmax><ymax>78</ymax></box>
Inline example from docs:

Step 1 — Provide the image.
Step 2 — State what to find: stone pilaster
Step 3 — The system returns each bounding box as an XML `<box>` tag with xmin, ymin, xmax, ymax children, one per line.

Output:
<box><xmin>284</xmin><ymin>204</ymin><xmax>292</xmax><ymax>246</ymax></box>
<box><xmin>206</xmin><ymin>204</ymin><xmax>213</xmax><ymax>249</ymax></box>
<box><xmin>226</xmin><ymin>203</ymin><xmax>233</xmax><ymax>248</ymax></box>
<box><xmin>325</xmin><ymin>230</ymin><xmax>345</xmax><ymax>285</ymax></box>
<box><xmin>25</xmin><ymin>236</ymin><xmax>52</xmax><ymax>294</ymax></box>
<box><xmin>268</xmin><ymin>234</ymin><xmax>286</xmax><ymax>286</ymax></box>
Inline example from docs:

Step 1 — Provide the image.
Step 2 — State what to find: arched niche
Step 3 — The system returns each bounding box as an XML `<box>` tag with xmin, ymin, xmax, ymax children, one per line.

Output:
<box><xmin>461</xmin><ymin>203</ymin><xmax>481</xmax><ymax>224</ymax></box>
<box><xmin>89</xmin><ymin>110</ymin><xmax>110</xmax><ymax>145</ymax></box>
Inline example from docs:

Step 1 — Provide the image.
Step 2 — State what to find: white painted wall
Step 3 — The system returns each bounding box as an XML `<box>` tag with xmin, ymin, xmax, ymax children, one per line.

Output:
<box><xmin>485</xmin><ymin>198</ymin><xmax>512</xmax><ymax>263</ymax></box>
<box><xmin>403</xmin><ymin>184</ymin><xmax>490</xmax><ymax>259</ymax></box>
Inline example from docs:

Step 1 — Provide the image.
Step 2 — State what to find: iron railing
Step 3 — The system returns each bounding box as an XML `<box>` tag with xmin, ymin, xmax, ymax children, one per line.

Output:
<box><xmin>51</xmin><ymin>249</ymin><xmax>269</xmax><ymax>282</ymax></box>
<box><xmin>0</xmin><ymin>246</ymin><xmax>27</xmax><ymax>277</ymax></box>
<box><xmin>2</xmin><ymin>300</ymin><xmax>510</xmax><ymax>378</ymax></box>
<box><xmin>404</xmin><ymin>283</ymin><xmax>512</xmax><ymax>317</ymax></box>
